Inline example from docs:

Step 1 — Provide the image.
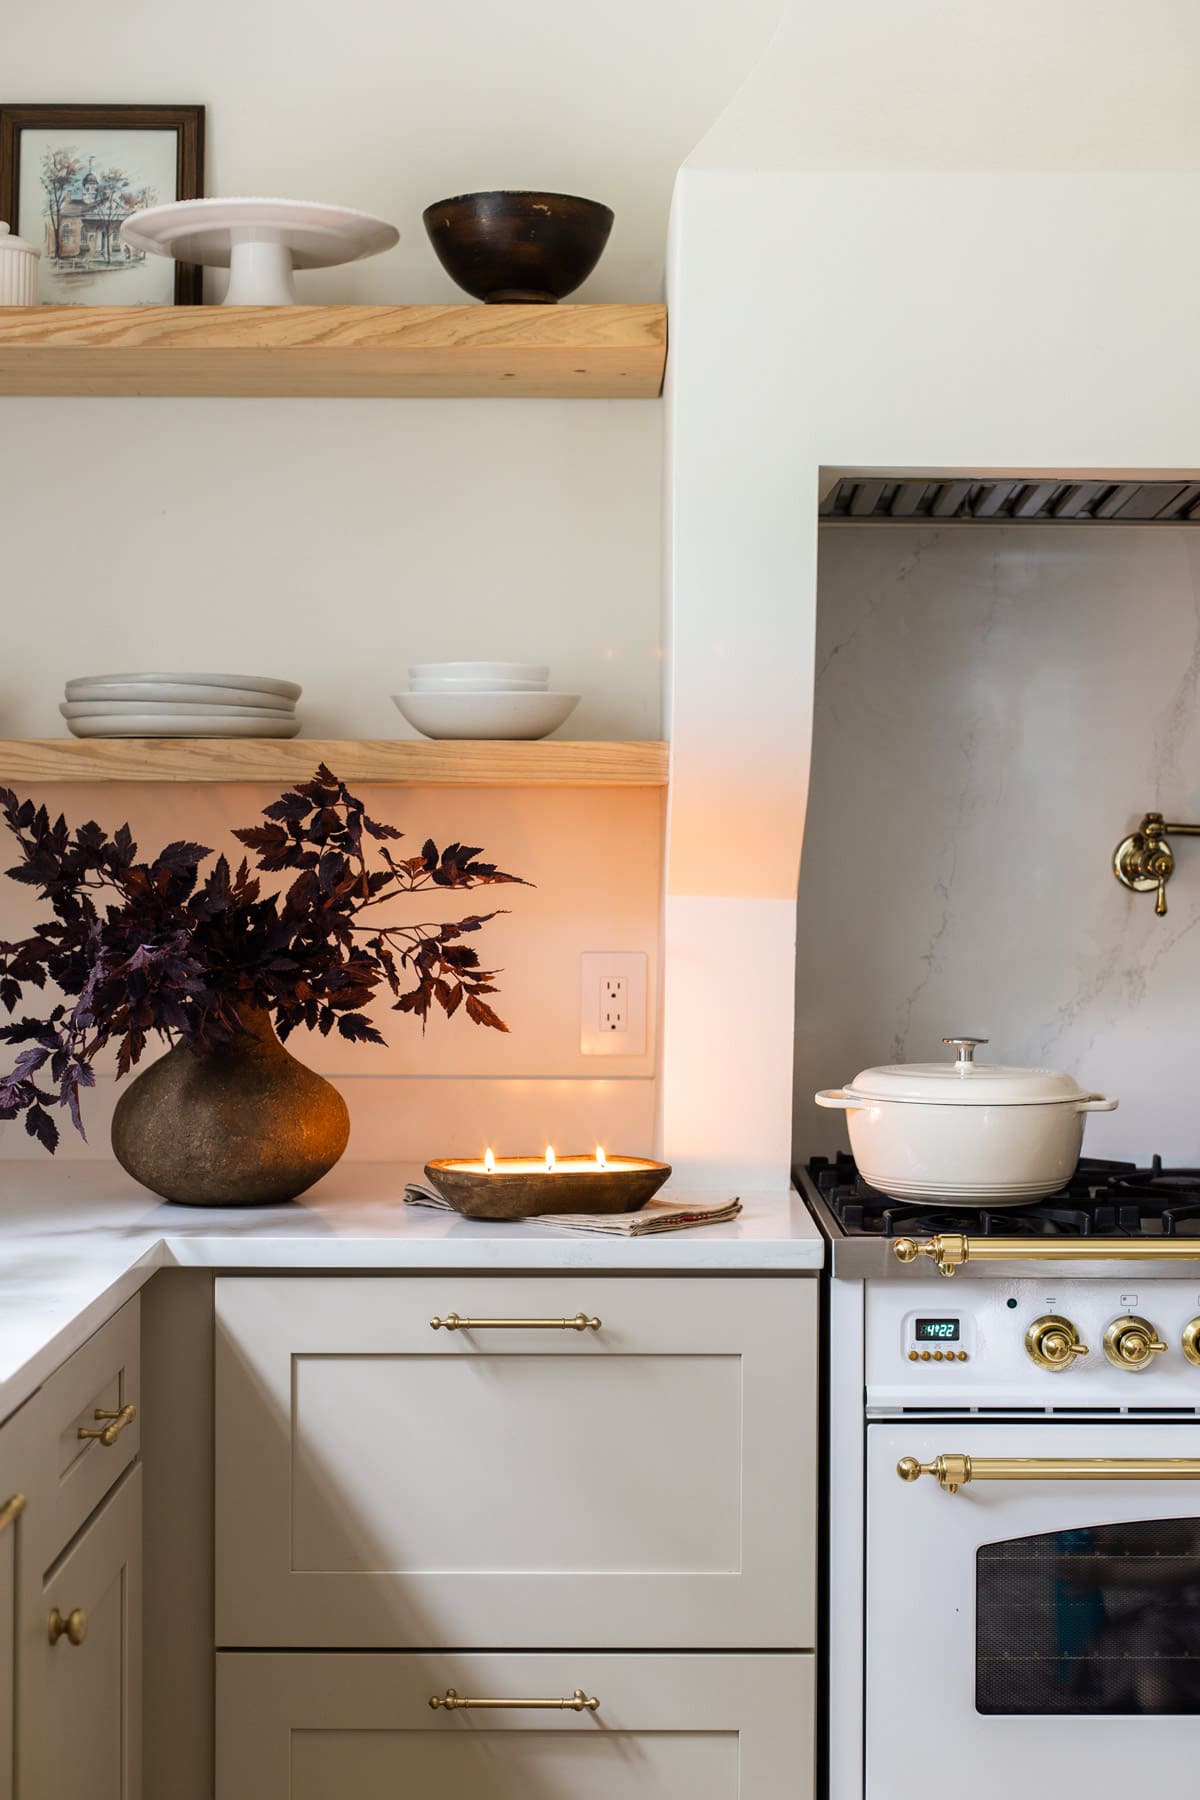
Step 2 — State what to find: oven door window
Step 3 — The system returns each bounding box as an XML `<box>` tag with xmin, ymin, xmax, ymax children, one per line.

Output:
<box><xmin>978</xmin><ymin>1518</ymin><xmax>1200</xmax><ymax>1714</ymax></box>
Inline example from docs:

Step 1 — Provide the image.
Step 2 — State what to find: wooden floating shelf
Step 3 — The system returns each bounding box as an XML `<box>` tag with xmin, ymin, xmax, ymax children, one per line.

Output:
<box><xmin>0</xmin><ymin>303</ymin><xmax>667</xmax><ymax>399</ymax></box>
<box><xmin>0</xmin><ymin>739</ymin><xmax>668</xmax><ymax>788</ymax></box>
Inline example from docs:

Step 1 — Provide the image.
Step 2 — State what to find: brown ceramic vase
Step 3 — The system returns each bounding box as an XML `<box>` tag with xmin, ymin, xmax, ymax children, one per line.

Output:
<box><xmin>110</xmin><ymin>1003</ymin><xmax>350</xmax><ymax>1206</ymax></box>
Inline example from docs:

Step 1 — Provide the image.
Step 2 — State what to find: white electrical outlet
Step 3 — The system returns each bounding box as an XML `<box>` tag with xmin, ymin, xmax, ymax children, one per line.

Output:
<box><xmin>581</xmin><ymin>953</ymin><xmax>648</xmax><ymax>1056</ymax></box>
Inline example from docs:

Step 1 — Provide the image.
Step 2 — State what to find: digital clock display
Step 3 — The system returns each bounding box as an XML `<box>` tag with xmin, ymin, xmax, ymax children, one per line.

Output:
<box><xmin>915</xmin><ymin>1318</ymin><xmax>960</xmax><ymax>1342</ymax></box>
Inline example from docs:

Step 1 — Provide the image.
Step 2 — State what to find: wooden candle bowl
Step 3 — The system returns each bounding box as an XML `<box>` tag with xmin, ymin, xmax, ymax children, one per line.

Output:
<box><xmin>424</xmin><ymin>1157</ymin><xmax>672</xmax><ymax>1221</ymax></box>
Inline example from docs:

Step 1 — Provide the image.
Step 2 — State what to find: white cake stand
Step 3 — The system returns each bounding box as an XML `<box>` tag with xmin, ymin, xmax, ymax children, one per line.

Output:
<box><xmin>120</xmin><ymin>198</ymin><xmax>400</xmax><ymax>305</ymax></box>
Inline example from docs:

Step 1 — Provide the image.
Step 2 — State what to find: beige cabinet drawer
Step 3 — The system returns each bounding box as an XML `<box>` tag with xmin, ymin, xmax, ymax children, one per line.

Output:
<box><xmin>216</xmin><ymin>1275</ymin><xmax>816</xmax><ymax>1649</ymax></box>
<box><xmin>20</xmin><ymin>1464</ymin><xmax>141</xmax><ymax>1800</ymax></box>
<box><xmin>27</xmin><ymin>1302</ymin><xmax>140</xmax><ymax>1575</ymax></box>
<box><xmin>216</xmin><ymin>1650</ymin><xmax>814</xmax><ymax>1799</ymax></box>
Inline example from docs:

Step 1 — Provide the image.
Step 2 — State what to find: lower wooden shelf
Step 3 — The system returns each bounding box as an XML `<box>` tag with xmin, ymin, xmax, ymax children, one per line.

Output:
<box><xmin>0</xmin><ymin>739</ymin><xmax>668</xmax><ymax>787</ymax></box>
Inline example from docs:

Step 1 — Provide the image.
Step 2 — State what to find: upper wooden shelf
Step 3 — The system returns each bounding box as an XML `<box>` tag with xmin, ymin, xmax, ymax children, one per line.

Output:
<box><xmin>0</xmin><ymin>303</ymin><xmax>667</xmax><ymax>399</ymax></box>
<box><xmin>0</xmin><ymin>739</ymin><xmax>668</xmax><ymax>787</ymax></box>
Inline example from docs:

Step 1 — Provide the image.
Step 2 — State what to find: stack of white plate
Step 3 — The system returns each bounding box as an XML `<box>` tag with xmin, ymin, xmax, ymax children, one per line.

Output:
<box><xmin>61</xmin><ymin>671</ymin><xmax>303</xmax><ymax>737</ymax></box>
<box><xmin>392</xmin><ymin>662</ymin><xmax>579</xmax><ymax>741</ymax></box>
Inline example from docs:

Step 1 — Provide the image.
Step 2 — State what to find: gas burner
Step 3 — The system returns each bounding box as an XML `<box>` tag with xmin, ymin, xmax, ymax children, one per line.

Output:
<box><xmin>1103</xmin><ymin>1156</ymin><xmax>1200</xmax><ymax>1235</ymax></box>
<box><xmin>799</xmin><ymin>1151</ymin><xmax>1198</xmax><ymax>1239</ymax></box>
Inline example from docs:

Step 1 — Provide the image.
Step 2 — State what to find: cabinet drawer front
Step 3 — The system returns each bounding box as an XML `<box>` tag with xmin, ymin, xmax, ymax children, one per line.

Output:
<box><xmin>216</xmin><ymin>1276</ymin><xmax>816</xmax><ymax>1648</ymax></box>
<box><xmin>29</xmin><ymin>1301</ymin><xmax>140</xmax><ymax>1574</ymax></box>
<box><xmin>21</xmin><ymin>1465</ymin><xmax>141</xmax><ymax>1800</ymax></box>
<box><xmin>216</xmin><ymin>1651</ymin><xmax>814</xmax><ymax>1799</ymax></box>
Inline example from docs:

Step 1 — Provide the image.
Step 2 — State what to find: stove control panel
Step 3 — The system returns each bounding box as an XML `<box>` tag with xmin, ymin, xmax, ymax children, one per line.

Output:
<box><xmin>869</xmin><ymin>1279</ymin><xmax>1200</xmax><ymax>1410</ymax></box>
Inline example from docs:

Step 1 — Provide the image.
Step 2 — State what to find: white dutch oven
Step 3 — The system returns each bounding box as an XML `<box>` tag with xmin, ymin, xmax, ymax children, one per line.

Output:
<box><xmin>815</xmin><ymin>1036</ymin><xmax>1118</xmax><ymax>1205</ymax></box>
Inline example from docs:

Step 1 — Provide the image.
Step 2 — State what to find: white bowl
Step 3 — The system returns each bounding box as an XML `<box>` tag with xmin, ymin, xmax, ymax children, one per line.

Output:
<box><xmin>392</xmin><ymin>691</ymin><xmax>579</xmax><ymax>741</ymax></box>
<box><xmin>61</xmin><ymin>680</ymin><xmax>295</xmax><ymax>711</ymax></box>
<box><xmin>67</xmin><ymin>671</ymin><xmax>302</xmax><ymax>700</ymax></box>
<box><xmin>409</xmin><ymin>661</ymin><xmax>549</xmax><ymax>684</ymax></box>
<box><xmin>408</xmin><ymin>675</ymin><xmax>547</xmax><ymax>694</ymax></box>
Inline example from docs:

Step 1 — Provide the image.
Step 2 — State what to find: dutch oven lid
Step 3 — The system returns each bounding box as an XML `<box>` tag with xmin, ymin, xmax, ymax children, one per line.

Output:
<box><xmin>844</xmin><ymin>1036</ymin><xmax>1094</xmax><ymax>1107</ymax></box>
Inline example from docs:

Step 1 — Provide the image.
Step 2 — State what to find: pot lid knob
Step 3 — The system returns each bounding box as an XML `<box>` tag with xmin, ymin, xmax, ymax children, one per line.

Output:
<box><xmin>942</xmin><ymin>1036</ymin><xmax>989</xmax><ymax>1067</ymax></box>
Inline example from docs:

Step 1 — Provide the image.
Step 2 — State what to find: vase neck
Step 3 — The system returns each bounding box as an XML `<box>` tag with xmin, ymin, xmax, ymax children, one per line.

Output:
<box><xmin>230</xmin><ymin>1001</ymin><xmax>279</xmax><ymax>1046</ymax></box>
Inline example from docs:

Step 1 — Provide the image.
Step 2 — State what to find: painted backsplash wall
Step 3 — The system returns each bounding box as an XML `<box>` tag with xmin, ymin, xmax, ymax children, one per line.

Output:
<box><xmin>794</xmin><ymin>523</ymin><xmax>1200</xmax><ymax>1167</ymax></box>
<box><xmin>0</xmin><ymin>784</ymin><xmax>662</xmax><ymax>1160</ymax></box>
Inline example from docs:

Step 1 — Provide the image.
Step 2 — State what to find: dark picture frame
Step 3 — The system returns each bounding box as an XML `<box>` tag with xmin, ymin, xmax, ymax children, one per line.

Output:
<box><xmin>0</xmin><ymin>103</ymin><xmax>205</xmax><ymax>304</ymax></box>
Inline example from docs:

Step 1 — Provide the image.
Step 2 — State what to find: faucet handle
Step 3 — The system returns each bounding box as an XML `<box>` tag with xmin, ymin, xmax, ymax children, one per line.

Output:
<box><xmin>943</xmin><ymin>1037</ymin><xmax>988</xmax><ymax>1067</ymax></box>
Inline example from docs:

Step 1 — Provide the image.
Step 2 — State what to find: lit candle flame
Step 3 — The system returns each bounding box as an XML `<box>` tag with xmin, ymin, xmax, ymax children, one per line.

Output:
<box><xmin>483</xmin><ymin>1147</ymin><xmax>495</xmax><ymax>1174</ymax></box>
<box><xmin>596</xmin><ymin>1145</ymin><xmax>607</xmax><ymax>1170</ymax></box>
<box><xmin>545</xmin><ymin>1145</ymin><xmax>556</xmax><ymax>1172</ymax></box>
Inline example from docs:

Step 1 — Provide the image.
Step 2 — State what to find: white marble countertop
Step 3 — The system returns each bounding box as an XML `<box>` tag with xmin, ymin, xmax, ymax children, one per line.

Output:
<box><xmin>0</xmin><ymin>1161</ymin><xmax>823</xmax><ymax>1420</ymax></box>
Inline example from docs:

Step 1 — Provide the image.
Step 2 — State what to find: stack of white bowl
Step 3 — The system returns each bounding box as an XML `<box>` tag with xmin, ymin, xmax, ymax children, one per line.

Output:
<box><xmin>392</xmin><ymin>662</ymin><xmax>579</xmax><ymax>741</ymax></box>
<box><xmin>60</xmin><ymin>672</ymin><xmax>303</xmax><ymax>738</ymax></box>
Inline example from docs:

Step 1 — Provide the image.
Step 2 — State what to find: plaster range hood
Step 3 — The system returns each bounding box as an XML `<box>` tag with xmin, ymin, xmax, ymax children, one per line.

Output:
<box><xmin>820</xmin><ymin>475</ymin><xmax>1200</xmax><ymax>525</ymax></box>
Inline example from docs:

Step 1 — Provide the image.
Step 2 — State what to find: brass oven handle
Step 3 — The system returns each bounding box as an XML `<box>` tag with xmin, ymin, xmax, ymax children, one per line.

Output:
<box><xmin>898</xmin><ymin>1454</ymin><xmax>1200</xmax><ymax>1494</ymax></box>
<box><xmin>430</xmin><ymin>1314</ymin><xmax>601</xmax><ymax>1332</ymax></box>
<box><xmin>895</xmin><ymin>1235</ymin><xmax>1200</xmax><ymax>1277</ymax></box>
<box><xmin>0</xmin><ymin>1493</ymin><xmax>26</xmax><ymax>1534</ymax></box>
<box><xmin>430</xmin><ymin>1688</ymin><xmax>599</xmax><ymax>1712</ymax></box>
<box><xmin>78</xmin><ymin>1403</ymin><xmax>136</xmax><ymax>1446</ymax></box>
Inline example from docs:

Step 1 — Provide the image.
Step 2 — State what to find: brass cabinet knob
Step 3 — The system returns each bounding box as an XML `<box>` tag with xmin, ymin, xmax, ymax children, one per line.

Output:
<box><xmin>1103</xmin><ymin>1315</ymin><xmax>1167</xmax><ymax>1370</ymax></box>
<box><xmin>48</xmin><ymin>1607</ymin><xmax>87</xmax><ymax>1647</ymax></box>
<box><xmin>1182</xmin><ymin>1319</ymin><xmax>1200</xmax><ymax>1367</ymax></box>
<box><xmin>1025</xmin><ymin>1315</ymin><xmax>1089</xmax><ymax>1370</ymax></box>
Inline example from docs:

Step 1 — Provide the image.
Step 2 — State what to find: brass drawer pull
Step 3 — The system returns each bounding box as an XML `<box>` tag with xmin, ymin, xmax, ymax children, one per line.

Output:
<box><xmin>430</xmin><ymin>1313</ymin><xmax>601</xmax><ymax>1332</ymax></box>
<box><xmin>430</xmin><ymin>1688</ymin><xmax>599</xmax><ymax>1713</ymax></box>
<box><xmin>898</xmin><ymin>1453</ymin><xmax>1200</xmax><ymax>1494</ymax></box>
<box><xmin>0</xmin><ymin>1493</ymin><xmax>26</xmax><ymax>1535</ymax></box>
<box><xmin>78</xmin><ymin>1403</ymin><xmax>136</xmax><ymax>1447</ymax></box>
<box><xmin>895</xmin><ymin>1234</ymin><xmax>1200</xmax><ymax>1277</ymax></box>
<box><xmin>48</xmin><ymin>1607</ymin><xmax>87</xmax><ymax>1647</ymax></box>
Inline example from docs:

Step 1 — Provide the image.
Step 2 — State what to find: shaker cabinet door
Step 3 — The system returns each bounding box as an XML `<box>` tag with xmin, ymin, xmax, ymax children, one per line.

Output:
<box><xmin>0</xmin><ymin>1497</ymin><xmax>14</xmax><ymax>1800</ymax></box>
<box><xmin>215</xmin><ymin>1276</ymin><xmax>816</xmax><ymax>1648</ymax></box>
<box><xmin>216</xmin><ymin>1651</ymin><xmax>815</xmax><ymax>1800</ymax></box>
<box><xmin>21</xmin><ymin>1466</ymin><xmax>142</xmax><ymax>1800</ymax></box>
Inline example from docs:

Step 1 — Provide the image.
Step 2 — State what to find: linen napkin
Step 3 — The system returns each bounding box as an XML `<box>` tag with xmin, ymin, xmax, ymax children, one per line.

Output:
<box><xmin>403</xmin><ymin>1182</ymin><xmax>741</xmax><ymax>1236</ymax></box>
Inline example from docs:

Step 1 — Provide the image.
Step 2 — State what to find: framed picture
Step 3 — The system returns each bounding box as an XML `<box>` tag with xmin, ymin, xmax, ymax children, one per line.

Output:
<box><xmin>0</xmin><ymin>103</ymin><xmax>205</xmax><ymax>305</ymax></box>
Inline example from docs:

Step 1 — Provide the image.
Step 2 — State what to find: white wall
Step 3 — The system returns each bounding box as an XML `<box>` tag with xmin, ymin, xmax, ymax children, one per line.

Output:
<box><xmin>795</xmin><ymin>523</ymin><xmax>1200</xmax><ymax>1167</ymax></box>
<box><xmin>0</xmin><ymin>782</ymin><xmax>663</xmax><ymax>1159</ymax></box>
<box><xmin>663</xmin><ymin>0</ymin><xmax>1200</xmax><ymax>1186</ymax></box>
<box><xmin>0</xmin><ymin>0</ymin><xmax>784</xmax><ymax>1168</ymax></box>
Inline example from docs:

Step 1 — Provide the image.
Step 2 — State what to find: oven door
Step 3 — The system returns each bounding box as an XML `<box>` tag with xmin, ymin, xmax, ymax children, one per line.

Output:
<box><xmin>867</xmin><ymin>1421</ymin><xmax>1200</xmax><ymax>1798</ymax></box>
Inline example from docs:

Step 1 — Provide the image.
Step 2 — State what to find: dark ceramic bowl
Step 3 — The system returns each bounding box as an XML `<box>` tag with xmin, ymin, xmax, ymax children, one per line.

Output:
<box><xmin>422</xmin><ymin>190</ymin><xmax>614</xmax><ymax>304</ymax></box>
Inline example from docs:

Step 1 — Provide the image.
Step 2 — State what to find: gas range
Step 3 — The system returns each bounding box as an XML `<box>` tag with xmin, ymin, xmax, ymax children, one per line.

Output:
<box><xmin>804</xmin><ymin>1151</ymin><xmax>1200</xmax><ymax>1799</ymax></box>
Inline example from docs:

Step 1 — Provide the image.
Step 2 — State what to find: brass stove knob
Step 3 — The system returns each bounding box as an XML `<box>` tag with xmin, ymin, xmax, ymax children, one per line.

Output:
<box><xmin>1103</xmin><ymin>1314</ymin><xmax>1167</xmax><ymax>1370</ymax></box>
<box><xmin>1182</xmin><ymin>1319</ymin><xmax>1200</xmax><ymax>1367</ymax></box>
<box><xmin>1025</xmin><ymin>1314</ymin><xmax>1089</xmax><ymax>1370</ymax></box>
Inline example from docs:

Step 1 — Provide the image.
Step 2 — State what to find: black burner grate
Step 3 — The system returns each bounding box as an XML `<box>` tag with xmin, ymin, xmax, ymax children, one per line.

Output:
<box><xmin>801</xmin><ymin>1152</ymin><xmax>1200</xmax><ymax>1239</ymax></box>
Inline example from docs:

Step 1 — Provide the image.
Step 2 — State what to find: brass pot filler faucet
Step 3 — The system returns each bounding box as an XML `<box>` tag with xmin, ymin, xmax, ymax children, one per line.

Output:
<box><xmin>1113</xmin><ymin>811</ymin><xmax>1200</xmax><ymax>916</ymax></box>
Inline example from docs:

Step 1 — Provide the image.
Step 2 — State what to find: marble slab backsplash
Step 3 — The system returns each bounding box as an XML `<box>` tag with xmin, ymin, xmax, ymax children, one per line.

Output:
<box><xmin>794</xmin><ymin>522</ymin><xmax>1200</xmax><ymax>1167</ymax></box>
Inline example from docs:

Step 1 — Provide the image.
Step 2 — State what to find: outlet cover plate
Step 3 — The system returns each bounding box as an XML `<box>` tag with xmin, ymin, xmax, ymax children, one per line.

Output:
<box><xmin>580</xmin><ymin>951</ymin><xmax>648</xmax><ymax>1056</ymax></box>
